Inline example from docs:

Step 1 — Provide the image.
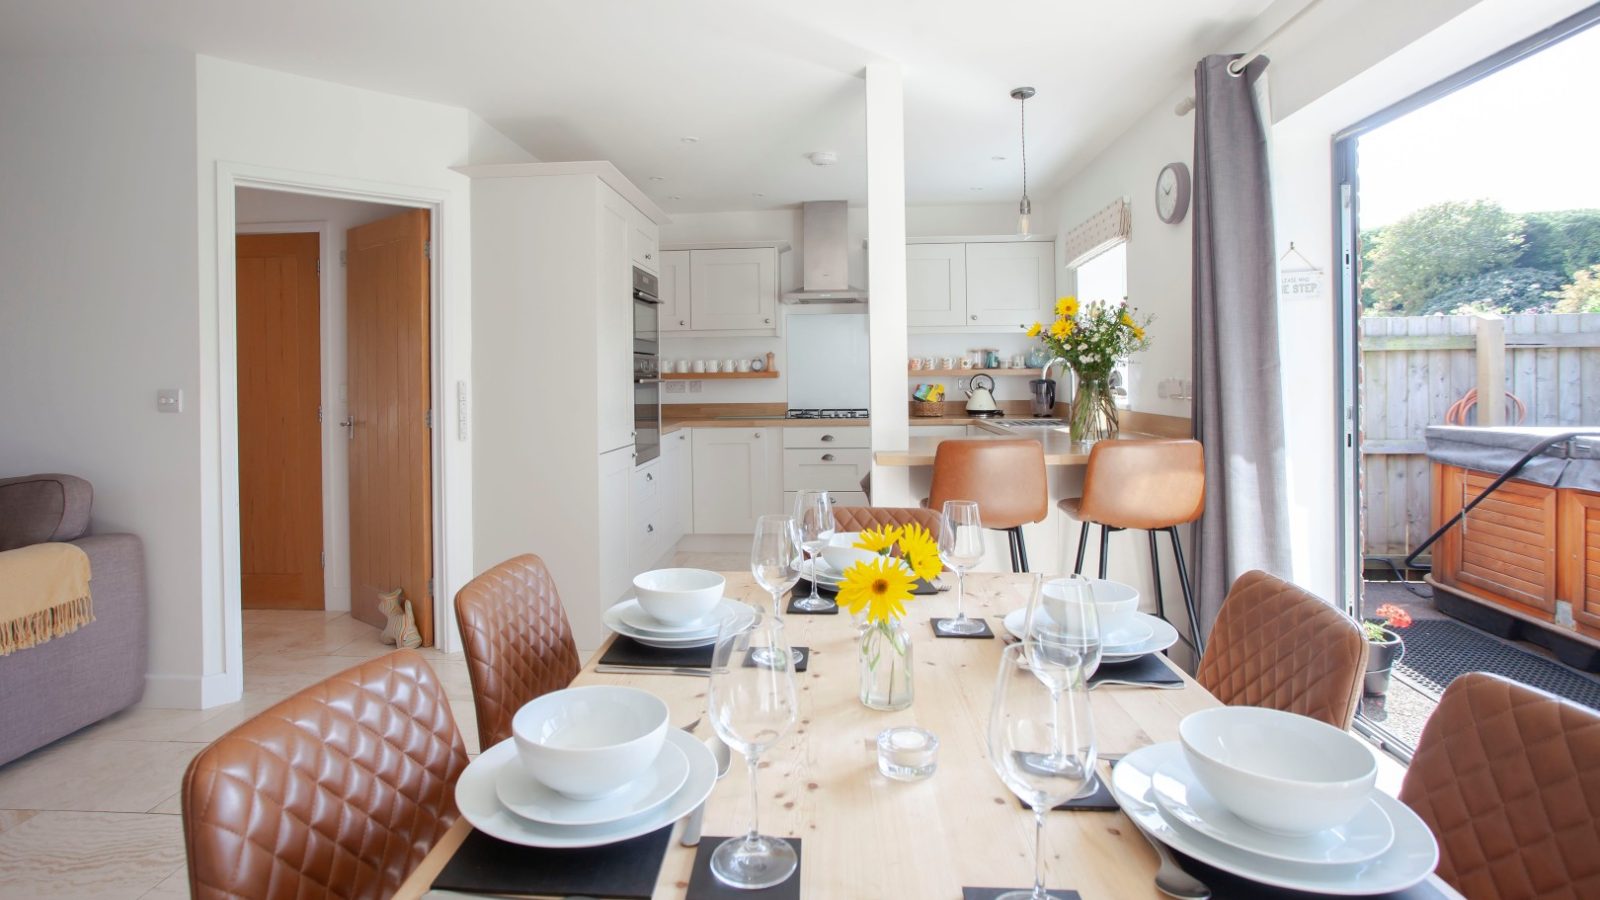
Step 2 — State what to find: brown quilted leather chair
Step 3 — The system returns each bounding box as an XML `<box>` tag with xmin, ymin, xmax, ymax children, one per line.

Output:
<box><xmin>834</xmin><ymin>506</ymin><xmax>942</xmax><ymax>536</ymax></box>
<box><xmin>926</xmin><ymin>439</ymin><xmax>1048</xmax><ymax>572</ymax></box>
<box><xmin>455</xmin><ymin>553</ymin><xmax>582</xmax><ymax>750</ymax></box>
<box><xmin>181</xmin><ymin>650</ymin><xmax>468</xmax><ymax>900</ymax></box>
<box><xmin>1194</xmin><ymin>570</ymin><xmax>1368</xmax><ymax>729</ymax></box>
<box><xmin>1401</xmin><ymin>672</ymin><xmax>1600</xmax><ymax>899</ymax></box>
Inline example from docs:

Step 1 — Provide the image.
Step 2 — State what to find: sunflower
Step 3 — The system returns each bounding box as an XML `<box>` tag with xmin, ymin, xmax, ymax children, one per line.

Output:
<box><xmin>1025</xmin><ymin>322</ymin><xmax>1043</xmax><ymax>338</ymax></box>
<box><xmin>853</xmin><ymin>524</ymin><xmax>901</xmax><ymax>554</ymax></box>
<box><xmin>1049</xmin><ymin>317</ymin><xmax>1074</xmax><ymax>340</ymax></box>
<box><xmin>837</xmin><ymin>556</ymin><xmax>917</xmax><ymax>624</ymax></box>
<box><xmin>1132</xmin><ymin>325</ymin><xmax>1146</xmax><ymax>342</ymax></box>
<box><xmin>897</xmin><ymin>523</ymin><xmax>943</xmax><ymax>582</ymax></box>
<box><xmin>1055</xmin><ymin>296</ymin><xmax>1079</xmax><ymax>318</ymax></box>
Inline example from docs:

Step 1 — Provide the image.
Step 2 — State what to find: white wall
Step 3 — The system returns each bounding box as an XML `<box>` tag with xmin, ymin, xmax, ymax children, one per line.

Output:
<box><xmin>0</xmin><ymin>51</ymin><xmax>203</xmax><ymax>702</ymax></box>
<box><xmin>234</xmin><ymin>189</ymin><xmax>407</xmax><ymax>613</ymax></box>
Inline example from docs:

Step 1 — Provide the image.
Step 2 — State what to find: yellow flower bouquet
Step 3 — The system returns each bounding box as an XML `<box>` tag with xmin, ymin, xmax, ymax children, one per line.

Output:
<box><xmin>1023</xmin><ymin>296</ymin><xmax>1152</xmax><ymax>442</ymax></box>
<box><xmin>837</xmin><ymin>524</ymin><xmax>941</xmax><ymax>711</ymax></box>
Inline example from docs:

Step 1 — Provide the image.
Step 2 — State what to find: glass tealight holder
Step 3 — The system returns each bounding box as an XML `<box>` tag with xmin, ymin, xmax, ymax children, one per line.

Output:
<box><xmin>876</xmin><ymin>726</ymin><xmax>939</xmax><ymax>782</ymax></box>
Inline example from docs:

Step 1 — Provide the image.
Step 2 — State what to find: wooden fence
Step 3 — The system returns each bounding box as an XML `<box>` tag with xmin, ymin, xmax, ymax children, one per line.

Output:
<box><xmin>1362</xmin><ymin>312</ymin><xmax>1600</xmax><ymax>560</ymax></box>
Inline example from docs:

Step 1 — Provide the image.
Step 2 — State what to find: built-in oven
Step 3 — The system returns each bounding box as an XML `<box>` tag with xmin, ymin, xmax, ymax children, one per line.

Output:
<box><xmin>633</xmin><ymin>266</ymin><xmax>660</xmax><ymax>354</ymax></box>
<box><xmin>633</xmin><ymin>352</ymin><xmax>661</xmax><ymax>464</ymax></box>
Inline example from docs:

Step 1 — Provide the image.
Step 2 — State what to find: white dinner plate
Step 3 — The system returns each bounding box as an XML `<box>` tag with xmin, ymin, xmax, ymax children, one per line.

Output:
<box><xmin>1151</xmin><ymin>755</ymin><xmax>1394</xmax><ymax>865</ymax></box>
<box><xmin>495</xmin><ymin>739</ymin><xmax>689</xmax><ymax>827</ymax></box>
<box><xmin>603</xmin><ymin>599</ymin><xmax>753</xmax><ymax>645</ymax></box>
<box><xmin>1001</xmin><ymin>608</ymin><xmax>1157</xmax><ymax>654</ymax></box>
<box><xmin>800</xmin><ymin>559</ymin><xmax>845</xmax><ymax>585</ymax></box>
<box><xmin>1110</xmin><ymin>743</ymin><xmax>1438</xmax><ymax>895</ymax></box>
<box><xmin>613</xmin><ymin>599</ymin><xmax>722</xmax><ymax>636</ymax></box>
<box><xmin>1102</xmin><ymin>614</ymin><xmax>1181</xmax><ymax>662</ymax></box>
<box><xmin>457</xmin><ymin>729</ymin><xmax>717</xmax><ymax>848</ymax></box>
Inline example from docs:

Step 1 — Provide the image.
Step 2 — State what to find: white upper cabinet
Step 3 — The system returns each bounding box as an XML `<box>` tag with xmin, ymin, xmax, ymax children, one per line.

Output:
<box><xmin>689</xmin><ymin>248</ymin><xmax>778</xmax><ymax>332</ymax></box>
<box><xmin>628</xmin><ymin>216</ymin><xmax>659</xmax><ymax>273</ymax></box>
<box><xmin>906</xmin><ymin>243</ymin><xmax>967</xmax><ymax>327</ymax></box>
<box><xmin>965</xmin><ymin>241</ymin><xmax>1056</xmax><ymax>326</ymax></box>
<box><xmin>658</xmin><ymin>250</ymin><xmax>691</xmax><ymax>333</ymax></box>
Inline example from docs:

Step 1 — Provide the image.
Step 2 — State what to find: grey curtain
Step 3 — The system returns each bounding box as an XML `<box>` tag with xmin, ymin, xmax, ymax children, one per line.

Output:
<box><xmin>1190</xmin><ymin>54</ymin><xmax>1292</xmax><ymax>646</ymax></box>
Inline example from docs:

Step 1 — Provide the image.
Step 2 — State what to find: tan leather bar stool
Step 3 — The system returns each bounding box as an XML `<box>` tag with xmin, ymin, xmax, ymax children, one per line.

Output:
<box><xmin>1059</xmin><ymin>438</ymin><xmax>1205</xmax><ymax>650</ymax></box>
<box><xmin>927</xmin><ymin>439</ymin><xmax>1048</xmax><ymax>572</ymax></box>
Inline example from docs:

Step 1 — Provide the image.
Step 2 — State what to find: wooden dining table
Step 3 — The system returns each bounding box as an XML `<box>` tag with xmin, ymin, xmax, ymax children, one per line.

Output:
<box><xmin>397</xmin><ymin>572</ymin><xmax>1461</xmax><ymax>899</ymax></box>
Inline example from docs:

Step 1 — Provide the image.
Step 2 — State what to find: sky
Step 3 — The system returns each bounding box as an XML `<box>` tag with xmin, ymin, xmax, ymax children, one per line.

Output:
<box><xmin>1356</xmin><ymin>21</ymin><xmax>1600</xmax><ymax>228</ymax></box>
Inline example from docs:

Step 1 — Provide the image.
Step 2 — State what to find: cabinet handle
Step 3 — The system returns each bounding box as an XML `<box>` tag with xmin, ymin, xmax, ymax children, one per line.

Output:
<box><xmin>970</xmin><ymin>314</ymin><xmax>978</xmax><ymax>321</ymax></box>
<box><xmin>647</xmin><ymin>524</ymin><xmax>654</xmax><ymax>533</ymax></box>
<box><xmin>679</xmin><ymin>320</ymin><xmax>687</xmax><ymax>326</ymax></box>
<box><xmin>821</xmin><ymin>453</ymin><xmax>835</xmax><ymax>462</ymax></box>
<box><xmin>645</xmin><ymin>252</ymin><xmax>653</xmax><ymax>260</ymax></box>
<box><xmin>764</xmin><ymin>318</ymin><xmax>771</xmax><ymax>324</ymax></box>
<box><xmin>646</xmin><ymin>472</ymin><xmax>653</xmax><ymax>481</ymax></box>
<box><xmin>754</xmin><ymin>432</ymin><xmax>762</xmax><ymax>439</ymax></box>
<box><xmin>821</xmin><ymin>434</ymin><xmax>835</xmax><ymax>442</ymax></box>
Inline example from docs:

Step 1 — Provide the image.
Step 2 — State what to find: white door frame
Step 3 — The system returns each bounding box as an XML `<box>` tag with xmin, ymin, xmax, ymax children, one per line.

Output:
<box><xmin>214</xmin><ymin>162</ymin><xmax>456</xmax><ymax>705</ymax></box>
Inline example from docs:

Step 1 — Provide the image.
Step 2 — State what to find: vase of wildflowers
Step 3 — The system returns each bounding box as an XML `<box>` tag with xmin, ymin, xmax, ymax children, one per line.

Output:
<box><xmin>1024</xmin><ymin>296</ymin><xmax>1153</xmax><ymax>443</ymax></box>
<box><xmin>838</xmin><ymin>523</ymin><xmax>942</xmax><ymax>711</ymax></box>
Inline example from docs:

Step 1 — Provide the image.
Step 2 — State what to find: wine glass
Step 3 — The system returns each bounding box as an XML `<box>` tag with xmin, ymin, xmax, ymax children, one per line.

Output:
<box><xmin>708</xmin><ymin>609</ymin><xmax>800</xmax><ymax>890</ymax></box>
<box><xmin>792</xmin><ymin>490</ymin><xmax>836</xmax><ymax>612</ymax></box>
<box><xmin>989</xmin><ymin>642</ymin><xmax>1096</xmax><ymax>900</ymax></box>
<box><xmin>1031</xmin><ymin>575</ymin><xmax>1102</xmax><ymax>680</ymax></box>
<box><xmin>937</xmin><ymin>500</ymin><xmax>986</xmax><ymax>635</ymax></box>
<box><xmin>750</xmin><ymin>515</ymin><xmax>804</xmax><ymax>667</ymax></box>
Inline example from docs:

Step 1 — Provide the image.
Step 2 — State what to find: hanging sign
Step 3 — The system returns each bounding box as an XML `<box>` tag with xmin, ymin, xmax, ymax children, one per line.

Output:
<box><xmin>1278</xmin><ymin>242</ymin><xmax>1325</xmax><ymax>302</ymax></box>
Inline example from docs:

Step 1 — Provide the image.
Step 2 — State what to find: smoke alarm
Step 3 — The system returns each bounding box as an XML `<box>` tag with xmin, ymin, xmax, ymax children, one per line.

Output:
<box><xmin>808</xmin><ymin>151</ymin><xmax>838</xmax><ymax>166</ymax></box>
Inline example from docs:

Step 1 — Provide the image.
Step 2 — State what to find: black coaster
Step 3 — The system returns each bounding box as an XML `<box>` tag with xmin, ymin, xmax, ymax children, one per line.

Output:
<box><xmin>786</xmin><ymin>593</ymin><xmax>840</xmax><ymax>614</ymax></box>
<box><xmin>1013</xmin><ymin>772</ymin><xmax>1118</xmax><ymax>812</ymax></box>
<box><xmin>432</xmin><ymin>825</ymin><xmax>671</xmax><ymax>898</ymax></box>
<box><xmin>599</xmin><ymin>636</ymin><xmax>713</xmax><ymax>668</ymax></box>
<box><xmin>792</xmin><ymin>578</ymin><xmax>839</xmax><ymax>597</ymax></box>
<box><xmin>1088</xmin><ymin>653</ymin><xmax>1185</xmax><ymax>689</ymax></box>
<box><xmin>742</xmin><ymin>646</ymin><xmax>810</xmax><ymax>672</ymax></box>
<box><xmin>686</xmin><ymin>836</ymin><xmax>802</xmax><ymax>900</ymax></box>
<box><xmin>931</xmin><ymin>617</ymin><xmax>996</xmax><ymax>639</ymax></box>
<box><xmin>960</xmin><ymin>883</ymin><xmax>1075</xmax><ymax>890</ymax></box>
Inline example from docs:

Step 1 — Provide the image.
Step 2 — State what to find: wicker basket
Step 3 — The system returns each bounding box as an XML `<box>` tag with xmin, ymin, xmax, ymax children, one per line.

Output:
<box><xmin>911</xmin><ymin>400</ymin><xmax>944</xmax><ymax>418</ymax></box>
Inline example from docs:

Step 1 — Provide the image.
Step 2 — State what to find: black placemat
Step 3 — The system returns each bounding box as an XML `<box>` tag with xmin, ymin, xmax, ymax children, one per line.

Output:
<box><xmin>1172</xmin><ymin>848</ymin><xmax>1453</xmax><ymax>899</ymax></box>
<box><xmin>1088</xmin><ymin>654</ymin><xmax>1184</xmax><ymax>689</ymax></box>
<box><xmin>431</xmin><ymin>825</ymin><xmax>671</xmax><ymax>898</ymax></box>
<box><xmin>599</xmin><ymin>636</ymin><xmax>713</xmax><ymax>668</ymax></box>
<box><xmin>932</xmin><ymin>617</ymin><xmax>996</xmax><ymax>639</ymax></box>
<box><xmin>1013</xmin><ymin>773</ymin><xmax>1118</xmax><ymax>812</ymax></box>
<box><xmin>963</xmin><ymin>888</ymin><xmax>1079</xmax><ymax>899</ymax></box>
<box><xmin>685</xmin><ymin>836</ymin><xmax>802</xmax><ymax>900</ymax></box>
<box><xmin>786</xmin><ymin>593</ymin><xmax>839</xmax><ymax>614</ymax></box>
<box><xmin>742</xmin><ymin>646</ymin><xmax>810</xmax><ymax>672</ymax></box>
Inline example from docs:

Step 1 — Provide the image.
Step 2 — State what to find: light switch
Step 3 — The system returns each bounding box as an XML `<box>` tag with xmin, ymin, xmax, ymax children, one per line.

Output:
<box><xmin>156</xmin><ymin>388</ymin><xmax>183</xmax><ymax>413</ymax></box>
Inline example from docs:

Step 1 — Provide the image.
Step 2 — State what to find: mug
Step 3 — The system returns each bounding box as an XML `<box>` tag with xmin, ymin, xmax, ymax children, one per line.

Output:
<box><xmin>922</xmin><ymin>357</ymin><xmax>935</xmax><ymax>370</ymax></box>
<box><xmin>678</xmin><ymin>360</ymin><xmax>692</xmax><ymax>374</ymax></box>
<box><xmin>737</xmin><ymin>359</ymin><xmax>752</xmax><ymax>373</ymax></box>
<box><xmin>985</xmin><ymin>349</ymin><xmax>1002</xmax><ymax>368</ymax></box>
<box><xmin>939</xmin><ymin>355</ymin><xmax>956</xmax><ymax>370</ymax></box>
<box><xmin>958</xmin><ymin>357</ymin><xmax>974</xmax><ymax>370</ymax></box>
<box><xmin>910</xmin><ymin>357</ymin><xmax>924</xmax><ymax>371</ymax></box>
<box><xmin>1012</xmin><ymin>353</ymin><xmax>1027</xmax><ymax>369</ymax></box>
<box><xmin>723</xmin><ymin>358</ymin><xmax>737</xmax><ymax>373</ymax></box>
<box><xmin>708</xmin><ymin>360</ymin><xmax>722</xmax><ymax>373</ymax></box>
<box><xmin>692</xmin><ymin>360</ymin><xmax>706</xmax><ymax>373</ymax></box>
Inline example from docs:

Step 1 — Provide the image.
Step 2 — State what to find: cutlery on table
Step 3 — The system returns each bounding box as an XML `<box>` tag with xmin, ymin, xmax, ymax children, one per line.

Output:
<box><xmin>594</xmin><ymin>665</ymin><xmax>711</xmax><ymax>677</ymax></box>
<box><xmin>1129</xmin><ymin>816</ymin><xmax>1211</xmax><ymax>899</ymax></box>
<box><xmin>679</xmin><ymin>733</ymin><xmax>733</xmax><ymax>847</ymax></box>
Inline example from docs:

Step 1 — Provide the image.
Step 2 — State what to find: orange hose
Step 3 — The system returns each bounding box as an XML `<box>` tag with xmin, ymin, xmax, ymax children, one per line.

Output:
<box><xmin>1444</xmin><ymin>389</ymin><xmax>1528</xmax><ymax>426</ymax></box>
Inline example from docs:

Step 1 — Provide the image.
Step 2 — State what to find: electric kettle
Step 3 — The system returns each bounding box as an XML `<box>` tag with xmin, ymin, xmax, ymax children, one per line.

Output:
<box><xmin>964</xmin><ymin>373</ymin><xmax>1002</xmax><ymax>417</ymax></box>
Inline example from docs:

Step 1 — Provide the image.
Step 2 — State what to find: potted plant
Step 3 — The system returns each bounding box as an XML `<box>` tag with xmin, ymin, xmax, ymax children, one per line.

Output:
<box><xmin>836</xmin><ymin>523</ymin><xmax>942</xmax><ymax>711</ymax></box>
<box><xmin>1023</xmin><ymin>297</ymin><xmax>1153</xmax><ymax>442</ymax></box>
<box><xmin>1362</xmin><ymin>603</ymin><xmax>1412</xmax><ymax>697</ymax></box>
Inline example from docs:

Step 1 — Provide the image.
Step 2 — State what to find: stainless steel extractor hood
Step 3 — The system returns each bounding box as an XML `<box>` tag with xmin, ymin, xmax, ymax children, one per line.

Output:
<box><xmin>782</xmin><ymin>200</ymin><xmax>868</xmax><ymax>304</ymax></box>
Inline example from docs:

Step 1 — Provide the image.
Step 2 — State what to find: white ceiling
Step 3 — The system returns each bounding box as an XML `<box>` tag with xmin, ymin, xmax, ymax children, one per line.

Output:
<box><xmin>0</xmin><ymin>0</ymin><xmax>1285</xmax><ymax>213</ymax></box>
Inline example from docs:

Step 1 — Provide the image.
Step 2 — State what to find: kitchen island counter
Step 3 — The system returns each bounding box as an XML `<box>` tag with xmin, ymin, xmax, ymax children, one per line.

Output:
<box><xmin>874</xmin><ymin>411</ymin><xmax>1191</xmax><ymax>466</ymax></box>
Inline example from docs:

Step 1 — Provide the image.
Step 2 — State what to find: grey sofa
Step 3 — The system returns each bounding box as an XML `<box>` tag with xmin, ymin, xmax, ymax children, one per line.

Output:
<box><xmin>0</xmin><ymin>474</ymin><xmax>146</xmax><ymax>767</ymax></box>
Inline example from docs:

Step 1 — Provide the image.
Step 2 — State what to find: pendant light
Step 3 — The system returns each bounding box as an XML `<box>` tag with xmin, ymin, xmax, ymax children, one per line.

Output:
<box><xmin>1012</xmin><ymin>86</ymin><xmax>1035</xmax><ymax>237</ymax></box>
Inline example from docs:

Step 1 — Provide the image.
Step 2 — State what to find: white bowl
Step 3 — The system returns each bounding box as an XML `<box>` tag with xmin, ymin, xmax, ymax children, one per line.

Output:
<box><xmin>1179</xmin><ymin>706</ymin><xmax>1377</xmax><ymax>836</ymax></box>
<box><xmin>632</xmin><ymin>568</ymin><xmax>724</xmax><ymax>626</ymax></box>
<box><xmin>1041</xmin><ymin>578</ymin><xmax>1139</xmax><ymax>635</ymax></box>
<box><xmin>512</xmin><ymin>686</ymin><xmax>669</xmax><ymax>799</ymax></box>
<box><xmin>821</xmin><ymin>542</ymin><xmax>879</xmax><ymax>575</ymax></box>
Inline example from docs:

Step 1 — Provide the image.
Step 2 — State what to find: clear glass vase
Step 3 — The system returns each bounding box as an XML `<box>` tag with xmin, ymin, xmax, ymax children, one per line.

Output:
<box><xmin>1069</xmin><ymin>374</ymin><xmax>1120</xmax><ymax>443</ymax></box>
<box><xmin>859</xmin><ymin>619</ymin><xmax>914</xmax><ymax>711</ymax></box>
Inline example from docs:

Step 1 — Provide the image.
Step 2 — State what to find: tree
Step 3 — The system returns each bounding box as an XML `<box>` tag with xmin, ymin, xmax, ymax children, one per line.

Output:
<box><xmin>1551</xmin><ymin>264</ymin><xmax>1600</xmax><ymax>314</ymax></box>
<box><xmin>1519</xmin><ymin>210</ymin><xmax>1600</xmax><ymax>277</ymax></box>
<box><xmin>1363</xmin><ymin>200</ymin><xmax>1525</xmax><ymax>315</ymax></box>
<box><xmin>1425</xmin><ymin>267</ymin><xmax>1561</xmax><ymax>315</ymax></box>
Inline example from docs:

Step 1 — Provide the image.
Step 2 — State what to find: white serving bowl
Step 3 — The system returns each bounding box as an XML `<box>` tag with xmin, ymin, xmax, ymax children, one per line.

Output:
<box><xmin>1041</xmin><ymin>578</ymin><xmax>1139</xmax><ymax>635</ymax></box>
<box><xmin>821</xmin><ymin>542</ymin><xmax>879</xmax><ymax>575</ymax></box>
<box><xmin>1179</xmin><ymin>706</ymin><xmax>1377</xmax><ymax>836</ymax></box>
<box><xmin>512</xmin><ymin>686</ymin><xmax>669</xmax><ymax>799</ymax></box>
<box><xmin>632</xmin><ymin>568</ymin><xmax>724</xmax><ymax>626</ymax></box>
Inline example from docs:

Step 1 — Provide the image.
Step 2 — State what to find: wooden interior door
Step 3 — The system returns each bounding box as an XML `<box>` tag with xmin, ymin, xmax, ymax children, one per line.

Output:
<box><xmin>237</xmin><ymin>232</ymin><xmax>325</xmax><ymax>610</ymax></box>
<box><xmin>347</xmin><ymin>209</ymin><xmax>433</xmax><ymax>643</ymax></box>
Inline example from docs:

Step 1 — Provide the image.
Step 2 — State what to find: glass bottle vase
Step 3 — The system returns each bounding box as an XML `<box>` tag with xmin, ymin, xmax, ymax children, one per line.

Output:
<box><xmin>1069</xmin><ymin>375</ymin><xmax>1120</xmax><ymax>443</ymax></box>
<box><xmin>859</xmin><ymin>619</ymin><xmax>914</xmax><ymax>711</ymax></box>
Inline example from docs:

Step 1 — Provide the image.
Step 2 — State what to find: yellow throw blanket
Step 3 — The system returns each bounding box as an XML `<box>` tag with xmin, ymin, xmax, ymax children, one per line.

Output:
<box><xmin>0</xmin><ymin>542</ymin><xmax>94</xmax><ymax>656</ymax></box>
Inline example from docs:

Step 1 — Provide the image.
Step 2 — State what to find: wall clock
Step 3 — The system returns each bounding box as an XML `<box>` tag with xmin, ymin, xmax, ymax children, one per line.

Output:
<box><xmin>1156</xmin><ymin>162</ymin><xmax>1191</xmax><ymax>225</ymax></box>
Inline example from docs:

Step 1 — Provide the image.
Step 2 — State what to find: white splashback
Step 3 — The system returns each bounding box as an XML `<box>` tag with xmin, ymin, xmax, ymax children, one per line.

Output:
<box><xmin>786</xmin><ymin>312</ymin><xmax>870</xmax><ymax>409</ymax></box>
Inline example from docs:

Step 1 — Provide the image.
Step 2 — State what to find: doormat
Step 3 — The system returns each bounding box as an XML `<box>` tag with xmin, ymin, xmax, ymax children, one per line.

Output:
<box><xmin>1395</xmin><ymin>619</ymin><xmax>1600</xmax><ymax>712</ymax></box>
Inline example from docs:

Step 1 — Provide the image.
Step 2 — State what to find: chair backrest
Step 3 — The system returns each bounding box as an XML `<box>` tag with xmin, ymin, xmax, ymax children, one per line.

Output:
<box><xmin>1077</xmin><ymin>439</ymin><xmax>1205</xmax><ymax>529</ymax></box>
<box><xmin>454</xmin><ymin>553</ymin><xmax>582</xmax><ymax>749</ymax></box>
<box><xmin>1401</xmin><ymin>672</ymin><xmax>1600</xmax><ymax>899</ymax></box>
<box><xmin>833</xmin><ymin>506</ymin><xmax>942</xmax><ymax>536</ymax></box>
<box><xmin>1195</xmin><ymin>570</ymin><xmax>1368</xmax><ymax>728</ymax></box>
<box><xmin>926</xmin><ymin>439</ymin><xmax>1048</xmax><ymax>529</ymax></box>
<box><xmin>182</xmin><ymin>650</ymin><xmax>468</xmax><ymax>900</ymax></box>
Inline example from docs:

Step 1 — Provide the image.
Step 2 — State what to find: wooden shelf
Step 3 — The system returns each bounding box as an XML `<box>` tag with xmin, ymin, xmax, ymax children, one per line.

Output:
<box><xmin>910</xmin><ymin>368</ymin><xmax>1041</xmax><ymax>378</ymax></box>
<box><xmin>662</xmin><ymin>370</ymin><xmax>779</xmax><ymax>380</ymax></box>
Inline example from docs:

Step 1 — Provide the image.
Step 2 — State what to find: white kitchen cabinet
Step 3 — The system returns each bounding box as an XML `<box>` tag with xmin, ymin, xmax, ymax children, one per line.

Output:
<box><xmin>597</xmin><ymin>446</ymin><xmax>633</xmax><ymax>606</ymax></box>
<box><xmin>906</xmin><ymin>243</ymin><xmax>967</xmax><ymax>327</ymax></box>
<box><xmin>628</xmin><ymin>215</ymin><xmax>659</xmax><ymax>274</ymax></box>
<box><xmin>692</xmin><ymin>428</ymin><xmax>781</xmax><ymax>533</ymax></box>
<box><xmin>780</xmin><ymin>425</ymin><xmax>870</xmax><ymax>507</ymax></box>
<box><xmin>629</xmin><ymin>457</ymin><xmax>668</xmax><ymax>572</ymax></box>
<box><xmin>966</xmin><ymin>240</ymin><xmax>1056</xmax><ymax>326</ymax></box>
<box><xmin>689</xmin><ymin>248</ymin><xmax>779</xmax><ymax>332</ymax></box>
<box><xmin>597</xmin><ymin>191</ymin><xmax>634</xmax><ymax>454</ymax></box>
<box><xmin>664</xmin><ymin>429</ymin><xmax>693</xmax><ymax>540</ymax></box>
<box><xmin>658</xmin><ymin>250</ymin><xmax>691</xmax><ymax>333</ymax></box>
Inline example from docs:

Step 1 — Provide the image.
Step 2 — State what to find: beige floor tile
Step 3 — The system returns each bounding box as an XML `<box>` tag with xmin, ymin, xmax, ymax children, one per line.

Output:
<box><xmin>0</xmin><ymin>811</ymin><xmax>185</xmax><ymax>899</ymax></box>
<box><xmin>448</xmin><ymin>699</ymin><xmax>481</xmax><ymax>755</ymax></box>
<box><xmin>138</xmin><ymin>867</ymin><xmax>190</xmax><ymax>899</ymax></box>
<box><xmin>146</xmin><ymin>790</ymin><xmax>183</xmax><ymax>816</ymax></box>
<box><xmin>671</xmin><ymin>551</ymin><xmax>746</xmax><ymax>570</ymax></box>
<box><xmin>0</xmin><ymin>740</ymin><xmax>199</xmax><ymax>814</ymax></box>
<box><xmin>0</xmin><ymin>810</ymin><xmax>37</xmax><ymax>835</ymax></box>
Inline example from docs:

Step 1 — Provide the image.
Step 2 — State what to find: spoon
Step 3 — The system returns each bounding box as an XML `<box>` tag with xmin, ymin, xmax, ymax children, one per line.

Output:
<box><xmin>679</xmin><ymin>734</ymin><xmax>733</xmax><ymax>847</ymax></box>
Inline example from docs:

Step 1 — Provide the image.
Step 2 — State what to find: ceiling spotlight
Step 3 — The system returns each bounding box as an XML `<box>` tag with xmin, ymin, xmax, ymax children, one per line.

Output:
<box><xmin>808</xmin><ymin>150</ymin><xmax>838</xmax><ymax>166</ymax></box>
<box><xmin>669</xmin><ymin>195</ymin><xmax>682</xmax><ymax>200</ymax></box>
<box><xmin>753</xmin><ymin>192</ymin><xmax>766</xmax><ymax>198</ymax></box>
<box><xmin>971</xmin><ymin>187</ymin><xmax>984</xmax><ymax>191</ymax></box>
<box><xmin>680</xmin><ymin>136</ymin><xmax>699</xmax><ymax>144</ymax></box>
<box><xmin>992</xmin><ymin>155</ymin><xmax>1007</xmax><ymax>161</ymax></box>
<box><xmin>649</xmin><ymin>176</ymin><xmax>665</xmax><ymax>182</ymax></box>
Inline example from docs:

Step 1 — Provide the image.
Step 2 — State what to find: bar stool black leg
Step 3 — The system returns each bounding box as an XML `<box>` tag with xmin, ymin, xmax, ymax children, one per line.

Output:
<box><xmin>1098</xmin><ymin>524</ymin><xmax>1111</xmax><ymax>579</ymax></box>
<box><xmin>1013</xmin><ymin>527</ymin><xmax>1029</xmax><ymax>573</ymax></box>
<box><xmin>1074</xmin><ymin>521</ymin><xmax>1090</xmax><ymax>576</ymax></box>
<box><xmin>1005</xmin><ymin>529</ymin><xmax>1020</xmax><ymax>573</ymax></box>
<box><xmin>1167</xmin><ymin>527</ymin><xmax>1203</xmax><ymax>655</ymax></box>
<box><xmin>1147</xmin><ymin>529</ymin><xmax>1166</xmax><ymax>626</ymax></box>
